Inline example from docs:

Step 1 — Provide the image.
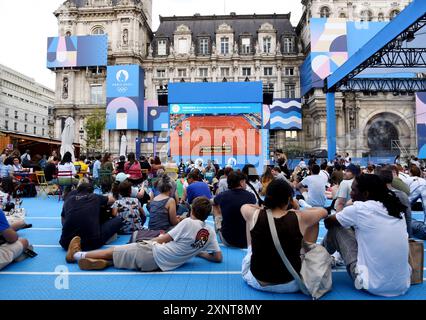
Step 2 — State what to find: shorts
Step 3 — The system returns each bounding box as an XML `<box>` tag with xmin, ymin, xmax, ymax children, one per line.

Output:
<box><xmin>0</xmin><ymin>241</ymin><xmax>24</xmax><ymax>270</ymax></box>
<box><xmin>113</xmin><ymin>241</ymin><xmax>159</xmax><ymax>272</ymax></box>
<box><xmin>242</xmin><ymin>246</ymin><xmax>299</xmax><ymax>294</ymax></box>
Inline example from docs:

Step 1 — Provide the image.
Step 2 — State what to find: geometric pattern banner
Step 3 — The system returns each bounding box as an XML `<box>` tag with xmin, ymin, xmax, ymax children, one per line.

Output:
<box><xmin>416</xmin><ymin>92</ymin><xmax>426</xmax><ymax>159</ymax></box>
<box><xmin>300</xmin><ymin>19</ymin><xmax>387</xmax><ymax>96</ymax></box>
<box><xmin>311</xmin><ymin>18</ymin><xmax>348</xmax><ymax>84</ymax></box>
<box><xmin>263</xmin><ymin>98</ymin><xmax>302</xmax><ymax>130</ymax></box>
<box><xmin>47</xmin><ymin>35</ymin><xmax>107</xmax><ymax>69</ymax></box>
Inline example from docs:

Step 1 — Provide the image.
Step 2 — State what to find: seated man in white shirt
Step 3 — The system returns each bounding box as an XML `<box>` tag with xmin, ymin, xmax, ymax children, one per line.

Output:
<box><xmin>297</xmin><ymin>164</ymin><xmax>328</xmax><ymax>208</ymax></box>
<box><xmin>334</xmin><ymin>164</ymin><xmax>360</xmax><ymax>212</ymax></box>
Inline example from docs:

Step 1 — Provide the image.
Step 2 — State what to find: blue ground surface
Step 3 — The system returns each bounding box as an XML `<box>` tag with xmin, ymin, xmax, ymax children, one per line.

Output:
<box><xmin>1</xmin><ymin>196</ymin><xmax>425</xmax><ymax>300</ymax></box>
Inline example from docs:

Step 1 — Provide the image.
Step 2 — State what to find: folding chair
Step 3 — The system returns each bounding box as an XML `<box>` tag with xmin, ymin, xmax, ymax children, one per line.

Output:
<box><xmin>35</xmin><ymin>171</ymin><xmax>50</xmax><ymax>199</ymax></box>
<box><xmin>57</xmin><ymin>170</ymin><xmax>75</xmax><ymax>201</ymax></box>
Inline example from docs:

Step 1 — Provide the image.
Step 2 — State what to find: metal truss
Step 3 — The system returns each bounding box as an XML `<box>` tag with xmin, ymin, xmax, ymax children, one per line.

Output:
<box><xmin>333</xmin><ymin>14</ymin><xmax>426</xmax><ymax>91</ymax></box>
<box><xmin>338</xmin><ymin>78</ymin><xmax>426</xmax><ymax>92</ymax></box>
<box><xmin>369</xmin><ymin>48</ymin><xmax>426</xmax><ymax>68</ymax></box>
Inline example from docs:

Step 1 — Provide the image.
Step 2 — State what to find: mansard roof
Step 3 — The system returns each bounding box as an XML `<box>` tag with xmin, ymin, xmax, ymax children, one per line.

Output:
<box><xmin>154</xmin><ymin>13</ymin><xmax>295</xmax><ymax>40</ymax></box>
<box><xmin>68</xmin><ymin>0</ymin><xmax>141</xmax><ymax>7</ymax></box>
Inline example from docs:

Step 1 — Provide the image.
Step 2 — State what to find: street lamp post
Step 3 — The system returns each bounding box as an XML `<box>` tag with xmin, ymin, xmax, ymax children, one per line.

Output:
<box><xmin>79</xmin><ymin>128</ymin><xmax>86</xmax><ymax>158</ymax></box>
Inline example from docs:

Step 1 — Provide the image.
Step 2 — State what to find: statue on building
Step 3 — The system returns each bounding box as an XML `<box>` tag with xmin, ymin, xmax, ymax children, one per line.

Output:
<box><xmin>276</xmin><ymin>41</ymin><xmax>281</xmax><ymax>54</ymax></box>
<box><xmin>212</xmin><ymin>42</ymin><xmax>216</xmax><ymax>55</ymax></box>
<box><xmin>122</xmin><ymin>29</ymin><xmax>128</xmax><ymax>45</ymax></box>
<box><xmin>148</xmin><ymin>43</ymin><xmax>153</xmax><ymax>57</ymax></box>
<box><xmin>190</xmin><ymin>42</ymin><xmax>195</xmax><ymax>55</ymax></box>
<box><xmin>234</xmin><ymin>41</ymin><xmax>239</xmax><ymax>54</ymax></box>
<box><xmin>349</xmin><ymin>108</ymin><xmax>356</xmax><ymax>131</ymax></box>
<box><xmin>255</xmin><ymin>41</ymin><xmax>260</xmax><ymax>54</ymax></box>
<box><xmin>62</xmin><ymin>77</ymin><xmax>69</xmax><ymax>100</ymax></box>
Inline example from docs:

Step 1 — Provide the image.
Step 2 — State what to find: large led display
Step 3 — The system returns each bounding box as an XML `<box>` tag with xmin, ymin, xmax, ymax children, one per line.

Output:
<box><xmin>106</xmin><ymin>65</ymin><xmax>144</xmax><ymax>131</ymax></box>
<box><xmin>46</xmin><ymin>35</ymin><xmax>107</xmax><ymax>69</ymax></box>
<box><xmin>168</xmin><ymin>82</ymin><xmax>267</xmax><ymax>170</ymax></box>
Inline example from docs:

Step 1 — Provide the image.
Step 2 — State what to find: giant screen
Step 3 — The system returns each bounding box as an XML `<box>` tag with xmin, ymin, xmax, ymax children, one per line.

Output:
<box><xmin>47</xmin><ymin>35</ymin><xmax>108</xmax><ymax>69</ymax></box>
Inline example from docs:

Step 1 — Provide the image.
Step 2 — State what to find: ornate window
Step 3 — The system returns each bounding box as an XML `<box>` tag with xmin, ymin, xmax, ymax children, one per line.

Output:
<box><xmin>220</xmin><ymin>67</ymin><xmax>230</xmax><ymax>77</ymax></box>
<box><xmin>241</xmin><ymin>37</ymin><xmax>251</xmax><ymax>54</ymax></box>
<box><xmin>90</xmin><ymin>85</ymin><xmax>103</xmax><ymax>104</ymax></box>
<box><xmin>156</xmin><ymin>69</ymin><xmax>166</xmax><ymax>78</ymax></box>
<box><xmin>91</xmin><ymin>26</ymin><xmax>105</xmax><ymax>35</ymax></box>
<box><xmin>177</xmin><ymin>38</ymin><xmax>188</xmax><ymax>54</ymax></box>
<box><xmin>157</xmin><ymin>40</ymin><xmax>167</xmax><ymax>56</ymax></box>
<box><xmin>285</xmin><ymin>67</ymin><xmax>294</xmax><ymax>76</ymax></box>
<box><xmin>285</xmin><ymin>84</ymin><xmax>296</xmax><ymax>98</ymax></box>
<box><xmin>283</xmin><ymin>37</ymin><xmax>295</xmax><ymax>54</ymax></box>
<box><xmin>320</xmin><ymin>6</ymin><xmax>330</xmax><ymax>18</ymax></box>
<box><xmin>360</xmin><ymin>10</ymin><xmax>373</xmax><ymax>22</ymax></box>
<box><xmin>199</xmin><ymin>38</ymin><xmax>209</xmax><ymax>55</ymax></box>
<box><xmin>390</xmin><ymin>10</ymin><xmax>400</xmax><ymax>20</ymax></box>
<box><xmin>242</xmin><ymin>67</ymin><xmax>251</xmax><ymax>76</ymax></box>
<box><xmin>220</xmin><ymin>37</ymin><xmax>229</xmax><ymax>55</ymax></box>
<box><xmin>199</xmin><ymin>68</ymin><xmax>208</xmax><ymax>77</ymax></box>
<box><xmin>263</xmin><ymin>36</ymin><xmax>272</xmax><ymax>54</ymax></box>
<box><xmin>264</xmin><ymin>67</ymin><xmax>273</xmax><ymax>76</ymax></box>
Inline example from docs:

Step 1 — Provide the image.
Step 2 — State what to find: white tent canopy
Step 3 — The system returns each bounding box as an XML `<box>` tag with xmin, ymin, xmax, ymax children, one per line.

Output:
<box><xmin>60</xmin><ymin>117</ymin><xmax>75</xmax><ymax>162</ymax></box>
<box><xmin>120</xmin><ymin>134</ymin><xmax>128</xmax><ymax>157</ymax></box>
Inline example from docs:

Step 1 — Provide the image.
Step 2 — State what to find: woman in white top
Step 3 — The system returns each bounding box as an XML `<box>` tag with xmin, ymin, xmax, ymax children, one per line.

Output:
<box><xmin>12</xmin><ymin>157</ymin><xmax>28</xmax><ymax>173</ymax></box>
<box><xmin>242</xmin><ymin>164</ymin><xmax>263</xmax><ymax>204</ymax></box>
<box><xmin>407</xmin><ymin>165</ymin><xmax>426</xmax><ymax>195</ymax></box>
<box><xmin>58</xmin><ymin>152</ymin><xmax>78</xmax><ymax>185</ymax></box>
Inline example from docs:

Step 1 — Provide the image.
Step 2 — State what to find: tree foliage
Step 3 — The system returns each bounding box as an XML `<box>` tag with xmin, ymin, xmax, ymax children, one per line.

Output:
<box><xmin>84</xmin><ymin>110</ymin><xmax>106</xmax><ymax>154</ymax></box>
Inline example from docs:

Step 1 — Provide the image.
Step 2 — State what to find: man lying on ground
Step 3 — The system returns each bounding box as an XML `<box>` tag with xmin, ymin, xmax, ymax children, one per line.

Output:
<box><xmin>66</xmin><ymin>196</ymin><xmax>222</xmax><ymax>271</ymax></box>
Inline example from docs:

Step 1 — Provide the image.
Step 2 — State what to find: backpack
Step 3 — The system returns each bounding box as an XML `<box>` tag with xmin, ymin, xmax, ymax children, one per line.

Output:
<box><xmin>17</xmin><ymin>183</ymin><xmax>37</xmax><ymax>198</ymax></box>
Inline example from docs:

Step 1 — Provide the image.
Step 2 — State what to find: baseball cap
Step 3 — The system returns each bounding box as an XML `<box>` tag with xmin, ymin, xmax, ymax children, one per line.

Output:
<box><xmin>115</xmin><ymin>172</ymin><xmax>130</xmax><ymax>183</ymax></box>
<box><xmin>345</xmin><ymin>164</ymin><xmax>361</xmax><ymax>176</ymax></box>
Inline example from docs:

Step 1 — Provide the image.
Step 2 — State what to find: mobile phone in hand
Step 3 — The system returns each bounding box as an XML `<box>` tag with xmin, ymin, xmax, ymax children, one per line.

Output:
<box><xmin>24</xmin><ymin>248</ymin><xmax>38</xmax><ymax>258</ymax></box>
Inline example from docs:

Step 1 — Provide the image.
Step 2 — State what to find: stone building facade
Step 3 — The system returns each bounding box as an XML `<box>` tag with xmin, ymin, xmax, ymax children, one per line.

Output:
<box><xmin>52</xmin><ymin>0</ymin><xmax>304</xmax><ymax>157</ymax></box>
<box><xmin>0</xmin><ymin>64</ymin><xmax>54</xmax><ymax>139</ymax></box>
<box><xmin>298</xmin><ymin>0</ymin><xmax>416</xmax><ymax>158</ymax></box>
<box><xmin>52</xmin><ymin>0</ymin><xmax>418</xmax><ymax>159</ymax></box>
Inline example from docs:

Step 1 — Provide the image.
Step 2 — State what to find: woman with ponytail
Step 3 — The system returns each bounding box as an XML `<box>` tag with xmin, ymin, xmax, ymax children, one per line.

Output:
<box><xmin>240</xmin><ymin>179</ymin><xmax>327</xmax><ymax>293</ymax></box>
<box><xmin>324</xmin><ymin>174</ymin><xmax>411</xmax><ymax>297</ymax></box>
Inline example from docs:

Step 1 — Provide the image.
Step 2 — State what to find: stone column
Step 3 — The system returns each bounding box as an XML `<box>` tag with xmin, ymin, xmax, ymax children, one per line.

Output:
<box><xmin>276</xmin><ymin>65</ymin><xmax>282</xmax><ymax>99</ymax></box>
<box><xmin>55</xmin><ymin>118</ymin><xmax>62</xmax><ymax>140</ymax></box>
